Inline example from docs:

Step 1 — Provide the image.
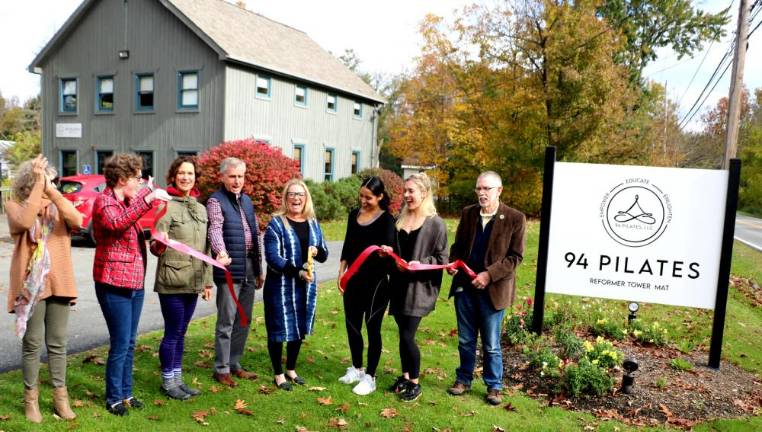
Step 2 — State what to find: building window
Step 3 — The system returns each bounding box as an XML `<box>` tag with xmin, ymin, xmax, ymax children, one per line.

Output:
<box><xmin>60</xmin><ymin>78</ymin><xmax>77</xmax><ymax>113</ymax></box>
<box><xmin>137</xmin><ymin>151</ymin><xmax>154</xmax><ymax>179</ymax></box>
<box><xmin>176</xmin><ymin>150</ymin><xmax>198</xmax><ymax>157</ymax></box>
<box><xmin>256</xmin><ymin>75</ymin><xmax>271</xmax><ymax>99</ymax></box>
<box><xmin>351</xmin><ymin>151</ymin><xmax>360</xmax><ymax>174</ymax></box>
<box><xmin>324</xmin><ymin>148</ymin><xmax>334</xmax><ymax>181</ymax></box>
<box><xmin>96</xmin><ymin>150</ymin><xmax>113</xmax><ymax>174</ymax></box>
<box><xmin>178</xmin><ymin>71</ymin><xmax>199</xmax><ymax>109</ymax></box>
<box><xmin>136</xmin><ymin>74</ymin><xmax>154</xmax><ymax>111</ymax></box>
<box><xmin>295</xmin><ymin>85</ymin><xmax>307</xmax><ymax>106</ymax></box>
<box><xmin>326</xmin><ymin>94</ymin><xmax>337</xmax><ymax>112</ymax></box>
<box><xmin>96</xmin><ymin>76</ymin><xmax>114</xmax><ymax>112</ymax></box>
<box><xmin>353</xmin><ymin>101</ymin><xmax>362</xmax><ymax>118</ymax></box>
<box><xmin>60</xmin><ymin>150</ymin><xmax>78</xmax><ymax>176</ymax></box>
<box><xmin>293</xmin><ymin>144</ymin><xmax>305</xmax><ymax>174</ymax></box>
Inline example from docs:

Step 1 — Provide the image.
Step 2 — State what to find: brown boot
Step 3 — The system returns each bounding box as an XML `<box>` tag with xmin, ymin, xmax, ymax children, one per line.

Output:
<box><xmin>24</xmin><ymin>387</ymin><xmax>42</xmax><ymax>423</ymax></box>
<box><xmin>53</xmin><ymin>386</ymin><xmax>77</xmax><ymax>420</ymax></box>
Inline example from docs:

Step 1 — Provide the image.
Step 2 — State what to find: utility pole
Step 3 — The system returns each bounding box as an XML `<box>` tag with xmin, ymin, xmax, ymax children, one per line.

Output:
<box><xmin>723</xmin><ymin>0</ymin><xmax>750</xmax><ymax>169</ymax></box>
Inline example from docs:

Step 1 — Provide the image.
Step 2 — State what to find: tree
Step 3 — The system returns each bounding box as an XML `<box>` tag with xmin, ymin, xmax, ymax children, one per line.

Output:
<box><xmin>598</xmin><ymin>0</ymin><xmax>729</xmax><ymax>85</ymax></box>
<box><xmin>3</xmin><ymin>131</ymin><xmax>41</xmax><ymax>169</ymax></box>
<box><xmin>195</xmin><ymin>139</ymin><xmax>301</xmax><ymax>228</ymax></box>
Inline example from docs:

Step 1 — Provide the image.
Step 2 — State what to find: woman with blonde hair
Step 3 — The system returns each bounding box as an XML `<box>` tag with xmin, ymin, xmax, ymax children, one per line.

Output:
<box><xmin>6</xmin><ymin>154</ymin><xmax>82</xmax><ymax>423</ymax></box>
<box><xmin>263</xmin><ymin>179</ymin><xmax>328</xmax><ymax>390</ymax></box>
<box><xmin>382</xmin><ymin>172</ymin><xmax>448</xmax><ymax>402</ymax></box>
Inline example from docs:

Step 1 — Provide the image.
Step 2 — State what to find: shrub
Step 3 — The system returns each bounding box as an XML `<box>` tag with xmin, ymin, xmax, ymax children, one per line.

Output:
<box><xmin>669</xmin><ymin>358</ymin><xmax>693</xmax><ymax>372</ymax></box>
<box><xmin>629</xmin><ymin>320</ymin><xmax>669</xmax><ymax>346</ymax></box>
<box><xmin>554</xmin><ymin>328</ymin><xmax>584</xmax><ymax>361</ymax></box>
<box><xmin>305</xmin><ymin>179</ymin><xmax>344</xmax><ymax>221</ymax></box>
<box><xmin>582</xmin><ymin>336</ymin><xmax>623</xmax><ymax>369</ymax></box>
<box><xmin>324</xmin><ymin>176</ymin><xmax>362</xmax><ymax>213</ymax></box>
<box><xmin>196</xmin><ymin>139</ymin><xmax>301</xmax><ymax>229</ymax></box>
<box><xmin>356</xmin><ymin>168</ymin><xmax>404</xmax><ymax>215</ymax></box>
<box><xmin>564</xmin><ymin>358</ymin><xmax>615</xmax><ymax>397</ymax></box>
<box><xmin>590</xmin><ymin>317</ymin><xmax>627</xmax><ymax>341</ymax></box>
<box><xmin>529</xmin><ymin>347</ymin><xmax>562</xmax><ymax>379</ymax></box>
<box><xmin>504</xmin><ymin>297</ymin><xmax>534</xmax><ymax>346</ymax></box>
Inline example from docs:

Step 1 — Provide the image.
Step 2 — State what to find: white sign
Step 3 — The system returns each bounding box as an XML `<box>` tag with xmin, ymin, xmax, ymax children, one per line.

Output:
<box><xmin>55</xmin><ymin>123</ymin><xmax>82</xmax><ymax>138</ymax></box>
<box><xmin>545</xmin><ymin>162</ymin><xmax>728</xmax><ymax>309</ymax></box>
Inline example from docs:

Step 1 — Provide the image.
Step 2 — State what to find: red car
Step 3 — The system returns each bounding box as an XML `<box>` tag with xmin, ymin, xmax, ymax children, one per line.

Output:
<box><xmin>58</xmin><ymin>174</ymin><xmax>161</xmax><ymax>244</ymax></box>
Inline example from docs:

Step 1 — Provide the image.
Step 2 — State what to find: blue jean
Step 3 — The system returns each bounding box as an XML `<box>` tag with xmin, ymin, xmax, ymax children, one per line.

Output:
<box><xmin>95</xmin><ymin>283</ymin><xmax>144</xmax><ymax>406</ymax></box>
<box><xmin>454</xmin><ymin>289</ymin><xmax>506</xmax><ymax>390</ymax></box>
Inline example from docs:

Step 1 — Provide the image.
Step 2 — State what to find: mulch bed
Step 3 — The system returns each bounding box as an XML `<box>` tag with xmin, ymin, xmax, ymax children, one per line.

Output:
<box><xmin>503</xmin><ymin>339</ymin><xmax>762</xmax><ymax>429</ymax></box>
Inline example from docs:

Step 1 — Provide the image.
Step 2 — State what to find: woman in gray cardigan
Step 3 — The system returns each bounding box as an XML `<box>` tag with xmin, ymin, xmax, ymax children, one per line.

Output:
<box><xmin>382</xmin><ymin>173</ymin><xmax>448</xmax><ymax>402</ymax></box>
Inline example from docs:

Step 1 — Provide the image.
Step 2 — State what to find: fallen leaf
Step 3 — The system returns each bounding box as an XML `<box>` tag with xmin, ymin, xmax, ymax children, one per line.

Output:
<box><xmin>83</xmin><ymin>355</ymin><xmax>105</xmax><ymax>365</ymax></box>
<box><xmin>379</xmin><ymin>407</ymin><xmax>398</xmax><ymax>418</ymax></box>
<box><xmin>153</xmin><ymin>399</ymin><xmax>165</xmax><ymax>407</ymax></box>
<box><xmin>0</xmin><ymin>415</ymin><xmax>9</xmax><ymax>421</ymax></box>
<box><xmin>317</xmin><ymin>396</ymin><xmax>333</xmax><ymax>406</ymax></box>
<box><xmin>209</xmin><ymin>385</ymin><xmax>220</xmax><ymax>394</ymax></box>
<box><xmin>234</xmin><ymin>399</ymin><xmax>253</xmax><ymax>416</ymax></box>
<box><xmin>259</xmin><ymin>385</ymin><xmax>274</xmax><ymax>395</ymax></box>
<box><xmin>337</xmin><ymin>403</ymin><xmax>350</xmax><ymax>414</ymax></box>
<box><xmin>194</xmin><ymin>361</ymin><xmax>211</xmax><ymax>369</ymax></box>
<box><xmin>492</xmin><ymin>427</ymin><xmax>505</xmax><ymax>432</ymax></box>
<box><xmin>136</xmin><ymin>344</ymin><xmax>152</xmax><ymax>353</ymax></box>
<box><xmin>147</xmin><ymin>415</ymin><xmax>160</xmax><ymax>421</ymax></box>
<box><xmin>503</xmin><ymin>402</ymin><xmax>517</xmax><ymax>412</ymax></box>
<box><xmin>327</xmin><ymin>417</ymin><xmax>348</xmax><ymax>429</ymax></box>
<box><xmin>73</xmin><ymin>400</ymin><xmax>84</xmax><ymax>408</ymax></box>
<box><xmin>192</xmin><ymin>410</ymin><xmax>209</xmax><ymax>425</ymax></box>
<box><xmin>308</xmin><ymin>386</ymin><xmax>327</xmax><ymax>392</ymax></box>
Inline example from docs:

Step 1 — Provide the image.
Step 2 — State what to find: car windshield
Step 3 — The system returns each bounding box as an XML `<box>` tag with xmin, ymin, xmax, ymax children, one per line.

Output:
<box><xmin>58</xmin><ymin>181</ymin><xmax>83</xmax><ymax>194</ymax></box>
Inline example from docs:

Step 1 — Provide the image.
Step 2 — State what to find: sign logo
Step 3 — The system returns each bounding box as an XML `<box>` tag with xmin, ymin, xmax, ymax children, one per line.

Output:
<box><xmin>600</xmin><ymin>179</ymin><xmax>671</xmax><ymax>247</ymax></box>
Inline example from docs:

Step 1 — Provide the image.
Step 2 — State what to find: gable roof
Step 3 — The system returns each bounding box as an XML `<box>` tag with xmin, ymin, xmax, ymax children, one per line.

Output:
<box><xmin>29</xmin><ymin>0</ymin><xmax>385</xmax><ymax>104</ymax></box>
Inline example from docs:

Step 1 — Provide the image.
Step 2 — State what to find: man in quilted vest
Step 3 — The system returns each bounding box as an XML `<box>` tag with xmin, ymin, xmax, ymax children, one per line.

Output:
<box><xmin>206</xmin><ymin>157</ymin><xmax>264</xmax><ymax>387</ymax></box>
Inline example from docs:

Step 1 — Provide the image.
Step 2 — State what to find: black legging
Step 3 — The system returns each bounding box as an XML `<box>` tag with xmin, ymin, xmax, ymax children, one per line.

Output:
<box><xmin>343</xmin><ymin>276</ymin><xmax>390</xmax><ymax>377</ymax></box>
<box><xmin>267</xmin><ymin>340</ymin><xmax>303</xmax><ymax>375</ymax></box>
<box><xmin>394</xmin><ymin>314</ymin><xmax>422</xmax><ymax>380</ymax></box>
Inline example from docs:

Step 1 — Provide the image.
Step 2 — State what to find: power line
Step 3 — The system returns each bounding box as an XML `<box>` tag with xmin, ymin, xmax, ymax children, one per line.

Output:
<box><xmin>677</xmin><ymin>42</ymin><xmax>734</xmax><ymax>129</ymax></box>
<box><xmin>676</xmin><ymin>40</ymin><xmax>715</xmax><ymax>109</ymax></box>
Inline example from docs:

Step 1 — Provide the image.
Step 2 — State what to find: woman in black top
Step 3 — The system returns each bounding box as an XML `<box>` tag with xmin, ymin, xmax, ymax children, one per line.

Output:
<box><xmin>337</xmin><ymin>177</ymin><xmax>396</xmax><ymax>395</ymax></box>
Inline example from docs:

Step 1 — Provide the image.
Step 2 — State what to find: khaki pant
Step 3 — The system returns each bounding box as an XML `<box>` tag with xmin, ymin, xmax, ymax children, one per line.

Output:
<box><xmin>22</xmin><ymin>297</ymin><xmax>71</xmax><ymax>389</ymax></box>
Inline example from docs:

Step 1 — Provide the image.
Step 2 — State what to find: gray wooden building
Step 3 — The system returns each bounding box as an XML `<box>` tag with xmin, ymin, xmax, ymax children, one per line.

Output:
<box><xmin>29</xmin><ymin>0</ymin><xmax>385</xmax><ymax>181</ymax></box>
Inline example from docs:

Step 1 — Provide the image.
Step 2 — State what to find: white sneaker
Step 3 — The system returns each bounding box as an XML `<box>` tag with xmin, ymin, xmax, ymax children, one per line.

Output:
<box><xmin>338</xmin><ymin>366</ymin><xmax>364</xmax><ymax>384</ymax></box>
<box><xmin>352</xmin><ymin>374</ymin><xmax>376</xmax><ymax>395</ymax></box>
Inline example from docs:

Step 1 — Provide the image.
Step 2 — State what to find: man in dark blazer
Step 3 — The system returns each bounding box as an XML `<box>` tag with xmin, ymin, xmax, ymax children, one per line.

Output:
<box><xmin>446</xmin><ymin>171</ymin><xmax>526</xmax><ymax>405</ymax></box>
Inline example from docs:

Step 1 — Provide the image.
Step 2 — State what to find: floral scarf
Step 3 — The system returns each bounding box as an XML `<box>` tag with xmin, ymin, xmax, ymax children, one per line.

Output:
<box><xmin>14</xmin><ymin>204</ymin><xmax>57</xmax><ymax>338</ymax></box>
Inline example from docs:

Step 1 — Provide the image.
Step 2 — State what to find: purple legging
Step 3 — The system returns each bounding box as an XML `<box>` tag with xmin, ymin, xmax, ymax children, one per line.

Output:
<box><xmin>158</xmin><ymin>293</ymin><xmax>198</xmax><ymax>373</ymax></box>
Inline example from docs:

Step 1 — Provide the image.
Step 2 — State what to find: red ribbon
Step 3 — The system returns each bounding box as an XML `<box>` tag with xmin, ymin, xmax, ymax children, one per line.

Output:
<box><xmin>339</xmin><ymin>245</ymin><xmax>477</xmax><ymax>293</ymax></box>
<box><xmin>151</xmin><ymin>200</ymin><xmax>249</xmax><ymax>327</ymax></box>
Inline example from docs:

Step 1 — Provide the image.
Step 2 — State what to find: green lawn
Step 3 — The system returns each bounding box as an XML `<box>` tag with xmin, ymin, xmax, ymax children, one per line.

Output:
<box><xmin>0</xmin><ymin>221</ymin><xmax>760</xmax><ymax>431</ymax></box>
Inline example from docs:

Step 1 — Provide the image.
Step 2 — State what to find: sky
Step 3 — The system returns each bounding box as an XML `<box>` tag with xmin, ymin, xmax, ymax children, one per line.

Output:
<box><xmin>0</xmin><ymin>0</ymin><xmax>759</xmax><ymax>132</ymax></box>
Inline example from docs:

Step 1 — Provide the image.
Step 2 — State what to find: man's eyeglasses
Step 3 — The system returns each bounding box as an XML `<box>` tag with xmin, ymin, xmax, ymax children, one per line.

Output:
<box><xmin>474</xmin><ymin>186</ymin><xmax>497</xmax><ymax>193</ymax></box>
<box><xmin>287</xmin><ymin>192</ymin><xmax>306</xmax><ymax>198</ymax></box>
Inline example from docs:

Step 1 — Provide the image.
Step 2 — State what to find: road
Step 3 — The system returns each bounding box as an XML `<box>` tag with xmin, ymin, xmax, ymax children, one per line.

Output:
<box><xmin>0</xmin><ymin>217</ymin><xmax>342</xmax><ymax>371</ymax></box>
<box><xmin>735</xmin><ymin>214</ymin><xmax>762</xmax><ymax>252</ymax></box>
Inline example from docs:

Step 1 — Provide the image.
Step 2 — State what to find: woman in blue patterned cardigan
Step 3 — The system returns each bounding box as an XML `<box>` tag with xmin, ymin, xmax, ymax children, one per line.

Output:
<box><xmin>263</xmin><ymin>179</ymin><xmax>328</xmax><ymax>391</ymax></box>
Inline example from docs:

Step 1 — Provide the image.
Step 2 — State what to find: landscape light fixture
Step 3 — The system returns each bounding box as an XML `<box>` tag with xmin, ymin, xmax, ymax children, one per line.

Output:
<box><xmin>627</xmin><ymin>302</ymin><xmax>639</xmax><ymax>324</ymax></box>
<box><xmin>118</xmin><ymin>50</ymin><xmax>130</xmax><ymax>59</ymax></box>
<box><xmin>621</xmin><ymin>357</ymin><xmax>639</xmax><ymax>394</ymax></box>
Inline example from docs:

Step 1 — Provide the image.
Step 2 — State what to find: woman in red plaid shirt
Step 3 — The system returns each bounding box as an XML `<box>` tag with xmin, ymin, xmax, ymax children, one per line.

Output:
<box><xmin>92</xmin><ymin>153</ymin><xmax>170</xmax><ymax>416</ymax></box>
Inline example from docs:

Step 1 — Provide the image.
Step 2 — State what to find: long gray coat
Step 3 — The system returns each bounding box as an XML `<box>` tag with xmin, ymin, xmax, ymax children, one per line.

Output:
<box><xmin>389</xmin><ymin>215</ymin><xmax>448</xmax><ymax>317</ymax></box>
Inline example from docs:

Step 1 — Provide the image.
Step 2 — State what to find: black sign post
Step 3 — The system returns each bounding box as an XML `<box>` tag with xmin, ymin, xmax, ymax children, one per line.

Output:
<box><xmin>532</xmin><ymin>146</ymin><xmax>556</xmax><ymax>335</ymax></box>
<box><xmin>709</xmin><ymin>158</ymin><xmax>741</xmax><ymax>369</ymax></box>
